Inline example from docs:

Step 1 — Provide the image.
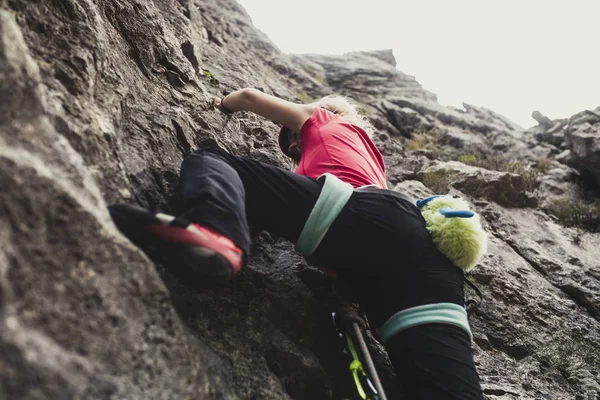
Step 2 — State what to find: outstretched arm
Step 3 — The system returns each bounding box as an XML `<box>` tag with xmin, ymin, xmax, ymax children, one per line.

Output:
<box><xmin>214</xmin><ymin>88</ymin><xmax>314</xmax><ymax>133</ymax></box>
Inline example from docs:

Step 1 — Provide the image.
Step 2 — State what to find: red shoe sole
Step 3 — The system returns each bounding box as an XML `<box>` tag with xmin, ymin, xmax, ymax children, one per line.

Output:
<box><xmin>145</xmin><ymin>224</ymin><xmax>242</xmax><ymax>273</ymax></box>
<box><xmin>108</xmin><ymin>203</ymin><xmax>241</xmax><ymax>288</ymax></box>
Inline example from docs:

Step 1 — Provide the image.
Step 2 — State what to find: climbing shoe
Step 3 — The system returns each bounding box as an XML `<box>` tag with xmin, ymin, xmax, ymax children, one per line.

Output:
<box><xmin>108</xmin><ymin>203</ymin><xmax>243</xmax><ymax>288</ymax></box>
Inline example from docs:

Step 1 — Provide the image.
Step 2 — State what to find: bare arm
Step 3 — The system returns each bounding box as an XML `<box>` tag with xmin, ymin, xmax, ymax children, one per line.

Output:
<box><xmin>215</xmin><ymin>88</ymin><xmax>314</xmax><ymax>133</ymax></box>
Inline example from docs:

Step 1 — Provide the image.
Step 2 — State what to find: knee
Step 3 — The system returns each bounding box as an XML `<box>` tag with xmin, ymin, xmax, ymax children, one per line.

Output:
<box><xmin>188</xmin><ymin>147</ymin><xmax>228</xmax><ymax>159</ymax></box>
<box><xmin>182</xmin><ymin>148</ymin><xmax>228</xmax><ymax>168</ymax></box>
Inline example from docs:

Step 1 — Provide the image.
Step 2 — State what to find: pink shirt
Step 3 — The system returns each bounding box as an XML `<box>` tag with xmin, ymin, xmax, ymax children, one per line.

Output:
<box><xmin>296</xmin><ymin>108</ymin><xmax>387</xmax><ymax>189</ymax></box>
<box><xmin>295</xmin><ymin>108</ymin><xmax>387</xmax><ymax>189</ymax></box>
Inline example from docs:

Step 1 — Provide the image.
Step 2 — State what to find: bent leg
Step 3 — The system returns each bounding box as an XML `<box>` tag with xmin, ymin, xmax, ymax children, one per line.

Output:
<box><xmin>178</xmin><ymin>148</ymin><xmax>251</xmax><ymax>256</ymax></box>
<box><xmin>178</xmin><ymin>148</ymin><xmax>322</xmax><ymax>257</ymax></box>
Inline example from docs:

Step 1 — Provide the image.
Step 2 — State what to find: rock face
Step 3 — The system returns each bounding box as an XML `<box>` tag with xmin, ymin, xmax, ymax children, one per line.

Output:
<box><xmin>0</xmin><ymin>9</ymin><xmax>236</xmax><ymax>400</ymax></box>
<box><xmin>1</xmin><ymin>1</ymin><xmax>599</xmax><ymax>400</ymax></box>
<box><xmin>526</xmin><ymin>108</ymin><xmax>600</xmax><ymax>191</ymax></box>
<box><xmin>417</xmin><ymin>160</ymin><xmax>539</xmax><ymax>208</ymax></box>
<box><xmin>565</xmin><ymin>108</ymin><xmax>600</xmax><ymax>186</ymax></box>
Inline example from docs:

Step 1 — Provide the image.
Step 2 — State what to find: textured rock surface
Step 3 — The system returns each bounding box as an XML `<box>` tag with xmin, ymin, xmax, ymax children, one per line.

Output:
<box><xmin>526</xmin><ymin>108</ymin><xmax>600</xmax><ymax>191</ymax></box>
<box><xmin>417</xmin><ymin>160</ymin><xmax>539</xmax><ymax>208</ymax></box>
<box><xmin>537</xmin><ymin>162</ymin><xmax>580</xmax><ymax>203</ymax></box>
<box><xmin>565</xmin><ymin>108</ymin><xmax>600</xmax><ymax>187</ymax></box>
<box><xmin>1</xmin><ymin>1</ymin><xmax>599</xmax><ymax>400</ymax></box>
<box><xmin>0</xmin><ymin>10</ymin><xmax>234</xmax><ymax>399</ymax></box>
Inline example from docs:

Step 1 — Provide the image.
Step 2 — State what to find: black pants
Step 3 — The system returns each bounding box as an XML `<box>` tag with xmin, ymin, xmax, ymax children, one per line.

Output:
<box><xmin>178</xmin><ymin>148</ymin><xmax>482</xmax><ymax>399</ymax></box>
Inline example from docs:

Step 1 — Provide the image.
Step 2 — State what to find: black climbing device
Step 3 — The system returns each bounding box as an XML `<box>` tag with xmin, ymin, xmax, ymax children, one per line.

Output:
<box><xmin>332</xmin><ymin>303</ymin><xmax>387</xmax><ymax>400</ymax></box>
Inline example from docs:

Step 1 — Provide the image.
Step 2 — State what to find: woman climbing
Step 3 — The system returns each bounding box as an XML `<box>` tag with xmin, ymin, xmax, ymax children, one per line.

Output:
<box><xmin>109</xmin><ymin>88</ymin><xmax>484</xmax><ymax>399</ymax></box>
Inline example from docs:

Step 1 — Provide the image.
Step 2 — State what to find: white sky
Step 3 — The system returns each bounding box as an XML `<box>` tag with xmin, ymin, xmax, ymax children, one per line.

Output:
<box><xmin>237</xmin><ymin>0</ymin><xmax>600</xmax><ymax>128</ymax></box>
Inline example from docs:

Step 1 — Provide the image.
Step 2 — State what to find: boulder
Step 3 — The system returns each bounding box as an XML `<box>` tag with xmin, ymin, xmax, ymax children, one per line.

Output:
<box><xmin>565</xmin><ymin>108</ymin><xmax>600</xmax><ymax>186</ymax></box>
<box><xmin>538</xmin><ymin>163</ymin><xmax>580</xmax><ymax>201</ymax></box>
<box><xmin>532</xmin><ymin>110</ymin><xmax>554</xmax><ymax>129</ymax></box>
<box><xmin>417</xmin><ymin>161</ymin><xmax>538</xmax><ymax>207</ymax></box>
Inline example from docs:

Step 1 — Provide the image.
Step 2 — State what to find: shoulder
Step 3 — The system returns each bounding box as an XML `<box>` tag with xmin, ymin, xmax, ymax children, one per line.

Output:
<box><xmin>313</xmin><ymin>108</ymin><xmax>341</xmax><ymax>126</ymax></box>
<box><xmin>299</xmin><ymin>108</ymin><xmax>341</xmax><ymax>138</ymax></box>
<box><xmin>302</xmin><ymin>108</ymin><xmax>342</xmax><ymax>130</ymax></box>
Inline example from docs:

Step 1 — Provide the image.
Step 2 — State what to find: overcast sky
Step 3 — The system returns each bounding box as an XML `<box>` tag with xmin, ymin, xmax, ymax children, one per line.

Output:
<box><xmin>237</xmin><ymin>0</ymin><xmax>599</xmax><ymax>128</ymax></box>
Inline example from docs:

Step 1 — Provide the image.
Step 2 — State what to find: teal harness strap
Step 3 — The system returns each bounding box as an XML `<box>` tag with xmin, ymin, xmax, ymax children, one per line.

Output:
<box><xmin>295</xmin><ymin>173</ymin><xmax>354</xmax><ymax>256</ymax></box>
<box><xmin>378</xmin><ymin>303</ymin><xmax>472</xmax><ymax>344</ymax></box>
<box><xmin>297</xmin><ymin>179</ymin><xmax>473</xmax><ymax>344</ymax></box>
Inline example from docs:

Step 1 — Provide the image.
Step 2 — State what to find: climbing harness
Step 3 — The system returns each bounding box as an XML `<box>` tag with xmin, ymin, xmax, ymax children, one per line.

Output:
<box><xmin>296</xmin><ymin>178</ymin><xmax>485</xmax><ymax>397</ymax></box>
<box><xmin>294</xmin><ymin>173</ymin><xmax>387</xmax><ymax>399</ymax></box>
<box><xmin>379</xmin><ymin>302</ymin><xmax>471</xmax><ymax>344</ymax></box>
<box><xmin>378</xmin><ymin>278</ymin><xmax>484</xmax><ymax>344</ymax></box>
<box><xmin>331</xmin><ymin>279</ymin><xmax>482</xmax><ymax>399</ymax></box>
<box><xmin>296</xmin><ymin>173</ymin><xmax>353</xmax><ymax>255</ymax></box>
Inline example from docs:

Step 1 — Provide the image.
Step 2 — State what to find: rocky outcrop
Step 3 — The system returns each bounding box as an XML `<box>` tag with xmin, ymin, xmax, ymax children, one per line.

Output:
<box><xmin>565</xmin><ymin>108</ymin><xmax>600</xmax><ymax>187</ymax></box>
<box><xmin>417</xmin><ymin>161</ymin><xmax>539</xmax><ymax>208</ymax></box>
<box><xmin>537</xmin><ymin>162</ymin><xmax>580</xmax><ymax>202</ymax></box>
<box><xmin>526</xmin><ymin>108</ymin><xmax>600</xmax><ymax>192</ymax></box>
<box><xmin>288</xmin><ymin>51</ymin><xmax>528</xmax><ymax>161</ymax></box>
<box><xmin>1</xmin><ymin>1</ymin><xmax>599</xmax><ymax>399</ymax></box>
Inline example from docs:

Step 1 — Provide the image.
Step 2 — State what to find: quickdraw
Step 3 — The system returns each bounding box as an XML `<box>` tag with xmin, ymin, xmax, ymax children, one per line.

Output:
<box><xmin>332</xmin><ymin>309</ymin><xmax>388</xmax><ymax>400</ymax></box>
<box><xmin>330</xmin><ymin>276</ymin><xmax>483</xmax><ymax>400</ymax></box>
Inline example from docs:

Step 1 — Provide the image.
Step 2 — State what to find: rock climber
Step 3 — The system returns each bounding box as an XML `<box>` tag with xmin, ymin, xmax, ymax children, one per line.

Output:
<box><xmin>109</xmin><ymin>88</ymin><xmax>483</xmax><ymax>399</ymax></box>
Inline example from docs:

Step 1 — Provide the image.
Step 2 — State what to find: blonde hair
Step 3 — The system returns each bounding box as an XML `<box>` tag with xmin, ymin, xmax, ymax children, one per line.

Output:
<box><xmin>287</xmin><ymin>94</ymin><xmax>375</xmax><ymax>170</ymax></box>
<box><xmin>311</xmin><ymin>95</ymin><xmax>375</xmax><ymax>137</ymax></box>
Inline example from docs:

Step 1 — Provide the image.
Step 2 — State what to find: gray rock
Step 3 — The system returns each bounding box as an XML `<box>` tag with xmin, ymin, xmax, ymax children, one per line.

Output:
<box><xmin>556</xmin><ymin>149</ymin><xmax>572</xmax><ymax>163</ymax></box>
<box><xmin>537</xmin><ymin>163</ymin><xmax>580</xmax><ymax>202</ymax></box>
<box><xmin>0</xmin><ymin>10</ymin><xmax>237</xmax><ymax>400</ymax></box>
<box><xmin>527</xmin><ymin>120</ymin><xmax>568</xmax><ymax>148</ymax></box>
<box><xmin>532</xmin><ymin>110</ymin><xmax>554</xmax><ymax>129</ymax></box>
<box><xmin>1</xmin><ymin>0</ymin><xmax>599</xmax><ymax>399</ymax></box>
<box><xmin>441</xmin><ymin>125</ymin><xmax>487</xmax><ymax>149</ymax></box>
<box><xmin>565</xmin><ymin>107</ymin><xmax>600</xmax><ymax>185</ymax></box>
<box><xmin>417</xmin><ymin>161</ymin><xmax>538</xmax><ymax>207</ymax></box>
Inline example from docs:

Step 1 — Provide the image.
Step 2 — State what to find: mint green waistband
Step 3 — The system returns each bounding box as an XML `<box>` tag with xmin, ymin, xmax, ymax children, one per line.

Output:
<box><xmin>379</xmin><ymin>303</ymin><xmax>472</xmax><ymax>344</ymax></box>
<box><xmin>295</xmin><ymin>173</ymin><xmax>354</xmax><ymax>255</ymax></box>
